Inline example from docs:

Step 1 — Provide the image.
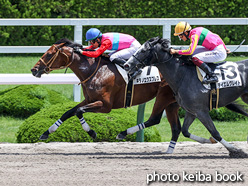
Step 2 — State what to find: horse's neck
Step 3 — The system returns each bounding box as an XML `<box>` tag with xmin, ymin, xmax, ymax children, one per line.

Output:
<box><xmin>69</xmin><ymin>56</ymin><xmax>99</xmax><ymax>82</ymax></box>
<box><xmin>156</xmin><ymin>59</ymin><xmax>187</xmax><ymax>93</ymax></box>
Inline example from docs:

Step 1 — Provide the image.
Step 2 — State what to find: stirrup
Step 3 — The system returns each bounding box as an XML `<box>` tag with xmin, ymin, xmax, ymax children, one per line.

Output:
<box><xmin>129</xmin><ymin>69</ymin><xmax>142</xmax><ymax>81</ymax></box>
<box><xmin>202</xmin><ymin>76</ymin><xmax>218</xmax><ymax>84</ymax></box>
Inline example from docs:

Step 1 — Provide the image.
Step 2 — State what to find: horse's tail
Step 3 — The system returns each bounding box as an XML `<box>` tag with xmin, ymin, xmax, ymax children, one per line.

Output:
<box><xmin>225</xmin><ymin>101</ymin><xmax>248</xmax><ymax>117</ymax></box>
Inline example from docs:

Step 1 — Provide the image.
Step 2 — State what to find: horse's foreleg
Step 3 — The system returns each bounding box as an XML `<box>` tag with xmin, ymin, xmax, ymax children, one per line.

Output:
<box><xmin>182</xmin><ymin>111</ymin><xmax>213</xmax><ymax>143</ymax></box>
<box><xmin>39</xmin><ymin>105</ymin><xmax>79</xmax><ymax>140</ymax></box>
<box><xmin>75</xmin><ymin>100</ymin><xmax>104</xmax><ymax>139</ymax></box>
<box><xmin>164</xmin><ymin>102</ymin><xmax>181</xmax><ymax>154</ymax></box>
<box><xmin>116</xmin><ymin>93</ymin><xmax>166</xmax><ymax>141</ymax></box>
<box><xmin>116</xmin><ymin>111</ymin><xmax>164</xmax><ymax>140</ymax></box>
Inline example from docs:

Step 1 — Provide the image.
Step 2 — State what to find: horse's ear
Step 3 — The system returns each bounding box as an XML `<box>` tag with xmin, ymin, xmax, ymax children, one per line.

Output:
<box><xmin>160</xmin><ymin>39</ymin><xmax>171</xmax><ymax>53</ymax></box>
<box><xmin>56</xmin><ymin>43</ymin><xmax>65</xmax><ymax>48</ymax></box>
<box><xmin>149</xmin><ymin>36</ymin><xmax>161</xmax><ymax>45</ymax></box>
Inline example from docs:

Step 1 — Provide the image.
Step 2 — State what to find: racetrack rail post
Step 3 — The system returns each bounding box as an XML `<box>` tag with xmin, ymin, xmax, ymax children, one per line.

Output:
<box><xmin>136</xmin><ymin>103</ymin><xmax>146</xmax><ymax>142</ymax></box>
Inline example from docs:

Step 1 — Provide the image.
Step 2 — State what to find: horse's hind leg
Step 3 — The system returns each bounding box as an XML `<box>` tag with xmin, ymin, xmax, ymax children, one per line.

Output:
<box><xmin>241</xmin><ymin>93</ymin><xmax>248</xmax><ymax>104</ymax></box>
<box><xmin>197</xmin><ymin>112</ymin><xmax>248</xmax><ymax>157</ymax></box>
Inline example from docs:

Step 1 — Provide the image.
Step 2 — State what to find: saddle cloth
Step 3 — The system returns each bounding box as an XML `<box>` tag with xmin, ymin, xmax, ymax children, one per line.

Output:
<box><xmin>196</xmin><ymin>61</ymin><xmax>242</xmax><ymax>89</ymax></box>
<box><xmin>115</xmin><ymin>65</ymin><xmax>161</xmax><ymax>85</ymax></box>
<box><xmin>115</xmin><ymin>65</ymin><xmax>161</xmax><ymax>107</ymax></box>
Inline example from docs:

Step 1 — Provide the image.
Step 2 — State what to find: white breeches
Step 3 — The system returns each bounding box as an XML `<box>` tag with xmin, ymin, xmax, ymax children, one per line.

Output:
<box><xmin>193</xmin><ymin>44</ymin><xmax>227</xmax><ymax>63</ymax></box>
<box><xmin>109</xmin><ymin>40</ymin><xmax>141</xmax><ymax>61</ymax></box>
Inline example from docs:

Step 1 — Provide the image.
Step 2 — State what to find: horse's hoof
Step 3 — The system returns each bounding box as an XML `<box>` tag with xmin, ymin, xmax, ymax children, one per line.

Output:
<box><xmin>229</xmin><ymin>148</ymin><xmax>248</xmax><ymax>158</ymax></box>
<box><xmin>88</xmin><ymin>130</ymin><xmax>97</xmax><ymax>139</ymax></box>
<box><xmin>116</xmin><ymin>133</ymin><xmax>126</xmax><ymax>140</ymax></box>
<box><xmin>165</xmin><ymin>149</ymin><xmax>174</xmax><ymax>154</ymax></box>
<box><xmin>116</xmin><ymin>131</ymin><xmax>127</xmax><ymax>140</ymax></box>
<box><xmin>209</xmin><ymin>137</ymin><xmax>217</xmax><ymax>144</ymax></box>
<box><xmin>39</xmin><ymin>134</ymin><xmax>49</xmax><ymax>140</ymax></box>
<box><xmin>39</xmin><ymin>131</ymin><xmax>49</xmax><ymax>140</ymax></box>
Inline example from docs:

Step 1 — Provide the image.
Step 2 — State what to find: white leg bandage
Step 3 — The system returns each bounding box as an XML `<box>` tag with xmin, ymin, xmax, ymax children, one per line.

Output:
<box><xmin>80</xmin><ymin>117</ymin><xmax>90</xmax><ymax>132</ymax></box>
<box><xmin>48</xmin><ymin>119</ymin><xmax>62</xmax><ymax>133</ymax></box>
<box><xmin>220</xmin><ymin>139</ymin><xmax>235</xmax><ymax>150</ymax></box>
<box><xmin>127</xmin><ymin>123</ymin><xmax>145</xmax><ymax>135</ymax></box>
<box><xmin>190</xmin><ymin>134</ymin><xmax>212</xmax><ymax>143</ymax></box>
<box><xmin>165</xmin><ymin>140</ymin><xmax>176</xmax><ymax>154</ymax></box>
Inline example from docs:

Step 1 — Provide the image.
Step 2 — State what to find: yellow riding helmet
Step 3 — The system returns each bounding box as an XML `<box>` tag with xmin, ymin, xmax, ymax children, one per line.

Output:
<box><xmin>174</xmin><ymin>22</ymin><xmax>192</xmax><ymax>36</ymax></box>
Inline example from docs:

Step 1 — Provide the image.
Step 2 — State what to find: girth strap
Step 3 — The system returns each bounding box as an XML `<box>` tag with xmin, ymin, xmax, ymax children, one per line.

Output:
<box><xmin>124</xmin><ymin>80</ymin><xmax>134</xmax><ymax>108</ymax></box>
<box><xmin>210</xmin><ymin>83</ymin><xmax>219</xmax><ymax>110</ymax></box>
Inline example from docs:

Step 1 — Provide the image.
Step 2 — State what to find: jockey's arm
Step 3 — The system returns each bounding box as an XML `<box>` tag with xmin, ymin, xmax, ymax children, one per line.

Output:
<box><xmin>178</xmin><ymin>34</ymin><xmax>199</xmax><ymax>55</ymax></box>
<box><xmin>85</xmin><ymin>45</ymin><xmax>94</xmax><ymax>50</ymax></box>
<box><xmin>82</xmin><ymin>39</ymin><xmax>112</xmax><ymax>58</ymax></box>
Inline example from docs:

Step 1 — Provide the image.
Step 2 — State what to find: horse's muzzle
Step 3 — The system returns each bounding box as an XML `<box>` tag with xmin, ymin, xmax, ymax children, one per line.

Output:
<box><xmin>124</xmin><ymin>63</ymin><xmax>130</xmax><ymax>71</ymax></box>
<box><xmin>31</xmin><ymin>68</ymin><xmax>42</xmax><ymax>78</ymax></box>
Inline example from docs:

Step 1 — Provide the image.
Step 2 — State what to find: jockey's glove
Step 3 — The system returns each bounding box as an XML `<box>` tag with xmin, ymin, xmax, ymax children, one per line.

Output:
<box><xmin>74</xmin><ymin>46</ymin><xmax>83</xmax><ymax>54</ymax></box>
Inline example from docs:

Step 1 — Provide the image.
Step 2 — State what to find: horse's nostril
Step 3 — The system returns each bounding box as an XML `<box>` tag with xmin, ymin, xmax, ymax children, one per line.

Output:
<box><xmin>124</xmin><ymin>64</ymin><xmax>130</xmax><ymax>71</ymax></box>
<box><xmin>31</xmin><ymin>68</ymin><xmax>37</xmax><ymax>72</ymax></box>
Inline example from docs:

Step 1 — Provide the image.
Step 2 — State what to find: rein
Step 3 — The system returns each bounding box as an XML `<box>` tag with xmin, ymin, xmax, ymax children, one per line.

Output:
<box><xmin>160</xmin><ymin>54</ymin><xmax>174</xmax><ymax>63</ymax></box>
<box><xmin>78</xmin><ymin>57</ymin><xmax>101</xmax><ymax>85</ymax></box>
<box><xmin>39</xmin><ymin>45</ymin><xmax>72</xmax><ymax>73</ymax></box>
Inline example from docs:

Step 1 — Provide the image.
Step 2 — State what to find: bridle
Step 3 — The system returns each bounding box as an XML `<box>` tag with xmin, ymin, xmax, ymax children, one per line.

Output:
<box><xmin>39</xmin><ymin>44</ymin><xmax>73</xmax><ymax>73</ymax></box>
<box><xmin>132</xmin><ymin>41</ymin><xmax>174</xmax><ymax>68</ymax></box>
<box><xmin>37</xmin><ymin>43</ymin><xmax>101</xmax><ymax>85</ymax></box>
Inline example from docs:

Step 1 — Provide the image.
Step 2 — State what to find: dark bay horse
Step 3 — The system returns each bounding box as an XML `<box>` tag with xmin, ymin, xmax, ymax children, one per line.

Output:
<box><xmin>124</xmin><ymin>37</ymin><xmax>248</xmax><ymax>157</ymax></box>
<box><xmin>31</xmin><ymin>38</ymin><xmax>181</xmax><ymax>153</ymax></box>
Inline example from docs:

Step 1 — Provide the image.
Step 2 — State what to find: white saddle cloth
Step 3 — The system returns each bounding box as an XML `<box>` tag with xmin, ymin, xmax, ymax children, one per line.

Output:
<box><xmin>197</xmin><ymin>61</ymin><xmax>242</xmax><ymax>89</ymax></box>
<box><xmin>115</xmin><ymin>65</ymin><xmax>161</xmax><ymax>85</ymax></box>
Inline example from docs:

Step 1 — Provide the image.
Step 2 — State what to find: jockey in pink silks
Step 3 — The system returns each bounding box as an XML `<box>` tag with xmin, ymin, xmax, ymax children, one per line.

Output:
<box><xmin>74</xmin><ymin>28</ymin><xmax>141</xmax><ymax>69</ymax></box>
<box><xmin>170</xmin><ymin>21</ymin><xmax>230</xmax><ymax>84</ymax></box>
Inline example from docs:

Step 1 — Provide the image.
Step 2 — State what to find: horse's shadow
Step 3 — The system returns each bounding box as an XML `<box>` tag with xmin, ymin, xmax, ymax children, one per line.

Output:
<box><xmin>0</xmin><ymin>151</ymin><xmax>238</xmax><ymax>159</ymax></box>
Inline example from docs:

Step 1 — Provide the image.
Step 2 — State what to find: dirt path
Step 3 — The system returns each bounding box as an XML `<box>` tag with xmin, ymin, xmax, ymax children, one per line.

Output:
<box><xmin>0</xmin><ymin>141</ymin><xmax>247</xmax><ymax>186</ymax></box>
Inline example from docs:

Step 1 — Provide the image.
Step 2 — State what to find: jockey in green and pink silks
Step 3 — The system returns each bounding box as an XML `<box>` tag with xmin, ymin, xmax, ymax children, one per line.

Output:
<box><xmin>170</xmin><ymin>21</ymin><xmax>230</xmax><ymax>84</ymax></box>
<box><xmin>178</xmin><ymin>27</ymin><xmax>227</xmax><ymax>55</ymax></box>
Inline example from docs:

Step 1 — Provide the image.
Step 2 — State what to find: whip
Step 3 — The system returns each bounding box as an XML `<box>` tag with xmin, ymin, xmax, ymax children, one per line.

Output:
<box><xmin>231</xmin><ymin>39</ymin><xmax>246</xmax><ymax>53</ymax></box>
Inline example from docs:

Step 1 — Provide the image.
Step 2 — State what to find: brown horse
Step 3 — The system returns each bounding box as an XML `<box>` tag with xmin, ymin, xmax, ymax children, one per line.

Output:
<box><xmin>31</xmin><ymin>38</ymin><xmax>181</xmax><ymax>153</ymax></box>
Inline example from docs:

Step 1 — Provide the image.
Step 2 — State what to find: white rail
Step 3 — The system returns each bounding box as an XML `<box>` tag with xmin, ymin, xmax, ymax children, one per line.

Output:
<box><xmin>0</xmin><ymin>73</ymin><xmax>81</xmax><ymax>102</ymax></box>
<box><xmin>0</xmin><ymin>18</ymin><xmax>247</xmax><ymax>53</ymax></box>
<box><xmin>1</xmin><ymin>18</ymin><xmax>247</xmax><ymax>102</ymax></box>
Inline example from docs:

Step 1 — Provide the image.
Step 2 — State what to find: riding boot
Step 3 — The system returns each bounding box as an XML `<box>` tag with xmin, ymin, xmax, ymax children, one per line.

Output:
<box><xmin>112</xmin><ymin>58</ymin><xmax>126</xmax><ymax>68</ymax></box>
<box><xmin>199</xmin><ymin>63</ymin><xmax>218</xmax><ymax>84</ymax></box>
<box><xmin>129</xmin><ymin>68</ymin><xmax>142</xmax><ymax>81</ymax></box>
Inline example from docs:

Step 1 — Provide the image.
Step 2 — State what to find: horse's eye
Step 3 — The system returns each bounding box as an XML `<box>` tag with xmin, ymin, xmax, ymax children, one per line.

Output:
<box><xmin>46</xmin><ymin>53</ymin><xmax>52</xmax><ymax>60</ymax></box>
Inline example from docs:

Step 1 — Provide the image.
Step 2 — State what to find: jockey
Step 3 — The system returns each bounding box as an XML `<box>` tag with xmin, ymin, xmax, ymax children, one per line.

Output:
<box><xmin>74</xmin><ymin>28</ymin><xmax>141</xmax><ymax>68</ymax></box>
<box><xmin>170</xmin><ymin>21</ymin><xmax>230</xmax><ymax>84</ymax></box>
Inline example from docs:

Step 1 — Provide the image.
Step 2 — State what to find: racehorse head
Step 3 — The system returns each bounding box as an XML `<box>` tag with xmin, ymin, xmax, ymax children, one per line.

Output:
<box><xmin>124</xmin><ymin>37</ymin><xmax>172</xmax><ymax>74</ymax></box>
<box><xmin>31</xmin><ymin>38</ymin><xmax>76</xmax><ymax>78</ymax></box>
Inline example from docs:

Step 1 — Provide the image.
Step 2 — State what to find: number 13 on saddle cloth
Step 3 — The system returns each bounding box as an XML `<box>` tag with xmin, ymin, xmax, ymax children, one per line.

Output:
<box><xmin>196</xmin><ymin>62</ymin><xmax>242</xmax><ymax>90</ymax></box>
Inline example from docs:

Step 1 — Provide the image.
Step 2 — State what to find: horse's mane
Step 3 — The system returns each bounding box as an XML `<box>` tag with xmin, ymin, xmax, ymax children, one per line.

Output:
<box><xmin>148</xmin><ymin>36</ymin><xmax>193</xmax><ymax>65</ymax></box>
<box><xmin>54</xmin><ymin>38</ymin><xmax>83</xmax><ymax>48</ymax></box>
<box><xmin>148</xmin><ymin>37</ymin><xmax>171</xmax><ymax>49</ymax></box>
